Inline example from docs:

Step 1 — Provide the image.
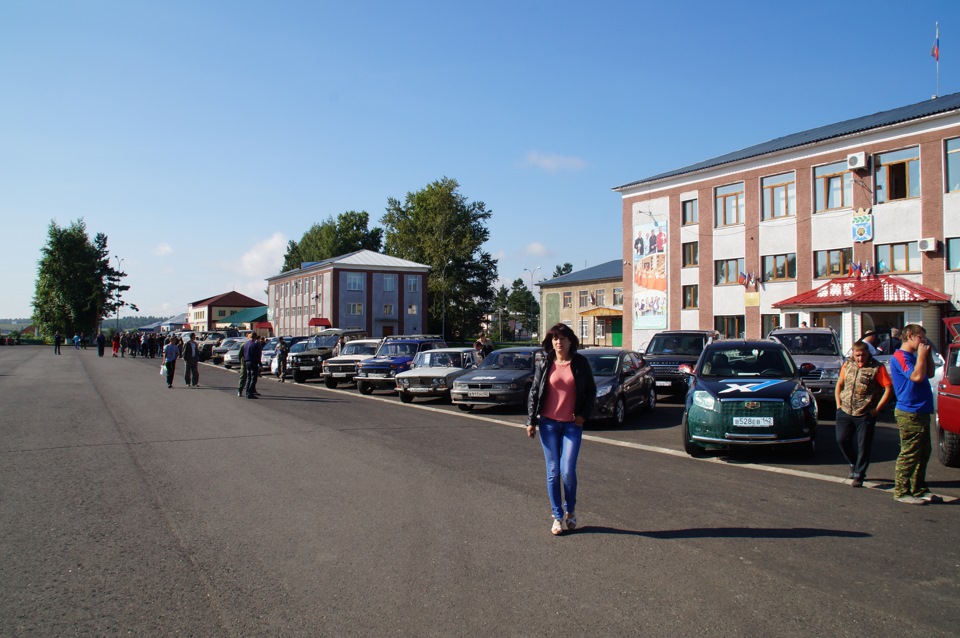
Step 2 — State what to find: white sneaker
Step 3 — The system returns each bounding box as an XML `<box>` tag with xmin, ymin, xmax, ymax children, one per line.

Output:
<box><xmin>564</xmin><ymin>512</ymin><xmax>577</xmax><ymax>530</ymax></box>
<box><xmin>551</xmin><ymin>518</ymin><xmax>564</xmax><ymax>535</ymax></box>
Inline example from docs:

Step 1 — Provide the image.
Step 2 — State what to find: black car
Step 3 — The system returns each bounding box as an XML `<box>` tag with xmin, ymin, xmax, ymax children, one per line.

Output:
<box><xmin>678</xmin><ymin>340</ymin><xmax>818</xmax><ymax>457</ymax></box>
<box><xmin>581</xmin><ymin>348</ymin><xmax>657</xmax><ymax>426</ymax></box>
<box><xmin>644</xmin><ymin>330</ymin><xmax>718</xmax><ymax>396</ymax></box>
<box><xmin>451</xmin><ymin>347</ymin><xmax>543</xmax><ymax>411</ymax></box>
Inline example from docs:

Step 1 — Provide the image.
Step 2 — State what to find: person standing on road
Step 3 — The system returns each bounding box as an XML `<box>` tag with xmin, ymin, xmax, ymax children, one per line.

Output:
<box><xmin>96</xmin><ymin>332</ymin><xmax>106</xmax><ymax>357</ymax></box>
<box><xmin>834</xmin><ymin>340</ymin><xmax>893</xmax><ymax>487</ymax></box>
<box><xmin>162</xmin><ymin>336</ymin><xmax>179</xmax><ymax>389</ymax></box>
<box><xmin>111</xmin><ymin>332</ymin><xmax>120</xmax><ymax>357</ymax></box>
<box><xmin>890</xmin><ymin>324</ymin><xmax>939</xmax><ymax>505</ymax></box>
<box><xmin>182</xmin><ymin>332</ymin><xmax>200</xmax><ymax>387</ymax></box>
<box><xmin>275</xmin><ymin>338</ymin><xmax>289</xmax><ymax>382</ymax></box>
<box><xmin>53</xmin><ymin>331</ymin><xmax>62</xmax><ymax>355</ymax></box>
<box><xmin>479</xmin><ymin>333</ymin><xmax>494</xmax><ymax>359</ymax></box>
<box><xmin>239</xmin><ymin>332</ymin><xmax>262</xmax><ymax>398</ymax></box>
<box><xmin>526</xmin><ymin>323</ymin><xmax>596</xmax><ymax>535</ymax></box>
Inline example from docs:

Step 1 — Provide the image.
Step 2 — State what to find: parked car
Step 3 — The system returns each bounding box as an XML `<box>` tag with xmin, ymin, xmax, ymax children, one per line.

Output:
<box><xmin>678</xmin><ymin>340</ymin><xmax>818</xmax><ymax>457</ymax></box>
<box><xmin>451</xmin><ymin>347</ymin><xmax>543</xmax><ymax>411</ymax></box>
<box><xmin>272</xmin><ymin>341</ymin><xmax>310</xmax><ymax>380</ymax></box>
<box><xmin>581</xmin><ymin>348</ymin><xmax>657</xmax><ymax>426</ymax></box>
<box><xmin>936</xmin><ymin>317</ymin><xmax>960</xmax><ymax>467</ymax></box>
<box><xmin>211</xmin><ymin>337</ymin><xmax>245</xmax><ymax>364</ymax></box>
<box><xmin>290</xmin><ymin>328</ymin><xmax>369</xmax><ymax>384</ymax></box>
<box><xmin>222</xmin><ymin>341</ymin><xmax>244</xmax><ymax>369</ymax></box>
<box><xmin>197</xmin><ymin>329</ymin><xmax>240</xmax><ymax>361</ymax></box>
<box><xmin>767</xmin><ymin>327</ymin><xmax>845</xmax><ymax>409</ymax></box>
<box><xmin>395</xmin><ymin>347</ymin><xmax>480</xmax><ymax>403</ymax></box>
<box><xmin>644</xmin><ymin>330</ymin><xmax>718</xmax><ymax>396</ymax></box>
<box><xmin>321</xmin><ymin>339</ymin><xmax>383</xmax><ymax>388</ymax></box>
<box><xmin>355</xmin><ymin>335</ymin><xmax>447</xmax><ymax>394</ymax></box>
<box><xmin>261</xmin><ymin>335</ymin><xmax>309</xmax><ymax>373</ymax></box>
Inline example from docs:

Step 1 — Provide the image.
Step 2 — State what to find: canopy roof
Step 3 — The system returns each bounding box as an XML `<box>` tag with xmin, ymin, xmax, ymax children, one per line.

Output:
<box><xmin>218</xmin><ymin>306</ymin><xmax>268</xmax><ymax>326</ymax></box>
<box><xmin>773</xmin><ymin>275</ymin><xmax>951</xmax><ymax>308</ymax></box>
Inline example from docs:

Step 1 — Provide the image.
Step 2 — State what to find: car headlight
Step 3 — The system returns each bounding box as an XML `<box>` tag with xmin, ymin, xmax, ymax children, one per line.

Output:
<box><xmin>399</xmin><ymin>379</ymin><xmax>409</xmax><ymax>387</ymax></box>
<box><xmin>596</xmin><ymin>385</ymin><xmax>613</xmax><ymax>397</ymax></box>
<box><xmin>790</xmin><ymin>388</ymin><xmax>812</xmax><ymax>409</ymax></box>
<box><xmin>454</xmin><ymin>382</ymin><xmax>467</xmax><ymax>390</ymax></box>
<box><xmin>693</xmin><ymin>390</ymin><xmax>718</xmax><ymax>412</ymax></box>
<box><xmin>821</xmin><ymin>368</ymin><xmax>840</xmax><ymax>380</ymax></box>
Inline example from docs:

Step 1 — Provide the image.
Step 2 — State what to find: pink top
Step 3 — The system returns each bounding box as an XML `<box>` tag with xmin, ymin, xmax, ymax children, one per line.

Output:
<box><xmin>540</xmin><ymin>359</ymin><xmax>577</xmax><ymax>422</ymax></box>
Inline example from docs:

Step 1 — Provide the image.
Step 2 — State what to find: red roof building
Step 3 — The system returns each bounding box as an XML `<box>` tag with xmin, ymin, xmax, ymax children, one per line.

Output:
<box><xmin>186</xmin><ymin>291</ymin><xmax>264</xmax><ymax>333</ymax></box>
<box><xmin>773</xmin><ymin>275</ymin><xmax>952</xmax><ymax>307</ymax></box>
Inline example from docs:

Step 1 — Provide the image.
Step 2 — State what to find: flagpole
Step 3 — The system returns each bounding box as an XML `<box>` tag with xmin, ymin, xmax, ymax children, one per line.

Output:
<box><xmin>937</xmin><ymin>22</ymin><xmax>940</xmax><ymax>98</ymax></box>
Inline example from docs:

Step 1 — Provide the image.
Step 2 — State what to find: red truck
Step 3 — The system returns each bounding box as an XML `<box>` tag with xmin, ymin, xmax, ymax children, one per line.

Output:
<box><xmin>936</xmin><ymin>317</ymin><xmax>960</xmax><ymax>467</ymax></box>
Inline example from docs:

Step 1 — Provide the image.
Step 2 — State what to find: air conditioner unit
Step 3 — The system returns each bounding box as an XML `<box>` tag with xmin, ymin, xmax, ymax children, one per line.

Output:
<box><xmin>847</xmin><ymin>152</ymin><xmax>868</xmax><ymax>171</ymax></box>
<box><xmin>918</xmin><ymin>237</ymin><xmax>938</xmax><ymax>252</ymax></box>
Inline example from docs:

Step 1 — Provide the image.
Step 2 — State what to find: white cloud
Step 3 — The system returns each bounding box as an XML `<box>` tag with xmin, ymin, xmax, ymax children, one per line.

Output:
<box><xmin>524</xmin><ymin>242</ymin><xmax>550</xmax><ymax>257</ymax></box>
<box><xmin>522</xmin><ymin>151</ymin><xmax>586</xmax><ymax>173</ymax></box>
<box><xmin>153</xmin><ymin>243</ymin><xmax>173</xmax><ymax>256</ymax></box>
<box><xmin>236</xmin><ymin>232</ymin><xmax>287</xmax><ymax>278</ymax></box>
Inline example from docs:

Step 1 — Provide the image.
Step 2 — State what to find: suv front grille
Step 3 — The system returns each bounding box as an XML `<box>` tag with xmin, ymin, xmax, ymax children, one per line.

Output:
<box><xmin>801</xmin><ymin>369</ymin><xmax>823</xmax><ymax>381</ymax></box>
<box><xmin>327</xmin><ymin>362</ymin><xmax>357</xmax><ymax>374</ymax></box>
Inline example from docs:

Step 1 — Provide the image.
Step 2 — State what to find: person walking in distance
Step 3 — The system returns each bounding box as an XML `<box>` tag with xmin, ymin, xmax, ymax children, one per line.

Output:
<box><xmin>111</xmin><ymin>332</ymin><xmax>120</xmax><ymax>357</ymax></box>
<box><xmin>275</xmin><ymin>338</ymin><xmax>289</xmax><ymax>382</ymax></box>
<box><xmin>526</xmin><ymin>323</ymin><xmax>596</xmax><ymax>535</ymax></box>
<box><xmin>890</xmin><ymin>324</ymin><xmax>939</xmax><ymax>505</ymax></box>
<box><xmin>53</xmin><ymin>331</ymin><xmax>62</xmax><ymax>355</ymax></box>
<box><xmin>162</xmin><ymin>336</ymin><xmax>179</xmax><ymax>389</ymax></box>
<box><xmin>240</xmin><ymin>332</ymin><xmax>262</xmax><ymax>398</ymax></box>
<box><xmin>96</xmin><ymin>331</ymin><xmax>106</xmax><ymax>357</ymax></box>
<box><xmin>182</xmin><ymin>332</ymin><xmax>200</xmax><ymax>387</ymax></box>
<box><xmin>834</xmin><ymin>340</ymin><xmax>893</xmax><ymax>487</ymax></box>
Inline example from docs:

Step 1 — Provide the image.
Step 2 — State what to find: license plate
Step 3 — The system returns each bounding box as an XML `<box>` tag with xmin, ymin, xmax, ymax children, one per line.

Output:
<box><xmin>299</xmin><ymin>365</ymin><xmax>313</xmax><ymax>371</ymax></box>
<box><xmin>368</xmin><ymin>373</ymin><xmax>386</xmax><ymax>378</ymax></box>
<box><xmin>733</xmin><ymin>416</ymin><xmax>774</xmax><ymax>427</ymax></box>
<box><xmin>655</xmin><ymin>381</ymin><xmax>671</xmax><ymax>387</ymax></box>
<box><xmin>468</xmin><ymin>391</ymin><xmax>489</xmax><ymax>398</ymax></box>
<box><xmin>408</xmin><ymin>387</ymin><xmax>431</xmax><ymax>393</ymax></box>
<box><xmin>333</xmin><ymin>373</ymin><xmax>349</xmax><ymax>377</ymax></box>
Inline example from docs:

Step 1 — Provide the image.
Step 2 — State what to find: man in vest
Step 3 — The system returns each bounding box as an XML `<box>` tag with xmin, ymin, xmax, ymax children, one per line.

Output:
<box><xmin>834</xmin><ymin>340</ymin><xmax>893</xmax><ymax>488</ymax></box>
<box><xmin>182</xmin><ymin>332</ymin><xmax>200</xmax><ymax>387</ymax></box>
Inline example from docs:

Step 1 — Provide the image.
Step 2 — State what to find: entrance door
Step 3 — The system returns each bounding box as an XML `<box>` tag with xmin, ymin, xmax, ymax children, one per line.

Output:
<box><xmin>382</xmin><ymin>325</ymin><xmax>394</xmax><ymax>337</ymax></box>
<box><xmin>611</xmin><ymin>318</ymin><xmax>623</xmax><ymax>347</ymax></box>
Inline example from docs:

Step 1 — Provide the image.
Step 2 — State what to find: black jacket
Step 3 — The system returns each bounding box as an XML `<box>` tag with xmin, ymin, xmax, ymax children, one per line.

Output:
<box><xmin>526</xmin><ymin>352</ymin><xmax>596</xmax><ymax>426</ymax></box>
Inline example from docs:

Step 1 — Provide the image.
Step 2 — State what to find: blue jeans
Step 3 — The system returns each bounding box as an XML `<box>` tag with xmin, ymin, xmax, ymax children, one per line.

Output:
<box><xmin>538</xmin><ymin>417</ymin><xmax>584</xmax><ymax>521</ymax></box>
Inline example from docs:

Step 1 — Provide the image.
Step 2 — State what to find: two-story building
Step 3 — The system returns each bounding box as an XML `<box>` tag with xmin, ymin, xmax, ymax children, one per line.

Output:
<box><xmin>265</xmin><ymin>249</ymin><xmax>430</xmax><ymax>337</ymax></box>
<box><xmin>614</xmin><ymin>92</ymin><xmax>960</xmax><ymax>352</ymax></box>
<box><xmin>185</xmin><ymin>291</ymin><xmax>264</xmax><ymax>333</ymax></box>
<box><xmin>538</xmin><ymin>260</ymin><xmax>625</xmax><ymax>347</ymax></box>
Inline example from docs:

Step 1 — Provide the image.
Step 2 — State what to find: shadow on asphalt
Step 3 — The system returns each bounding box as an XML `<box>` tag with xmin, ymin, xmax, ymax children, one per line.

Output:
<box><xmin>573</xmin><ymin>526</ymin><xmax>872</xmax><ymax>539</ymax></box>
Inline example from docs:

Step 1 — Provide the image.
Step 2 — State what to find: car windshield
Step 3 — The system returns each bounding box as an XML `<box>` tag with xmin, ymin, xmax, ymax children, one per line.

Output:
<box><xmin>264</xmin><ymin>338</ymin><xmax>280</xmax><ymax>350</ymax></box>
<box><xmin>646</xmin><ymin>335</ymin><xmax>705</xmax><ymax>356</ymax></box>
<box><xmin>310</xmin><ymin>334</ymin><xmax>341</xmax><ymax>348</ymax></box>
<box><xmin>479</xmin><ymin>351</ymin><xmax>535</xmax><ymax>370</ymax></box>
<box><xmin>773</xmin><ymin>333</ymin><xmax>840</xmax><ymax>356</ymax></box>
<box><xmin>700</xmin><ymin>347</ymin><xmax>795</xmax><ymax>378</ymax></box>
<box><xmin>342</xmin><ymin>342</ymin><xmax>379</xmax><ymax>356</ymax></box>
<box><xmin>289</xmin><ymin>342</ymin><xmax>309</xmax><ymax>354</ymax></box>
<box><xmin>376</xmin><ymin>342</ymin><xmax>418</xmax><ymax>357</ymax></box>
<box><xmin>419</xmin><ymin>351</ymin><xmax>463</xmax><ymax>368</ymax></box>
<box><xmin>583</xmin><ymin>354</ymin><xmax>620</xmax><ymax>376</ymax></box>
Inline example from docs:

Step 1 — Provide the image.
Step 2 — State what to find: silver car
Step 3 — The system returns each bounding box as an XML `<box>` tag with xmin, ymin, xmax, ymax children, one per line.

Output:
<box><xmin>395</xmin><ymin>347</ymin><xmax>479</xmax><ymax>403</ymax></box>
<box><xmin>767</xmin><ymin>328</ymin><xmax>844</xmax><ymax>401</ymax></box>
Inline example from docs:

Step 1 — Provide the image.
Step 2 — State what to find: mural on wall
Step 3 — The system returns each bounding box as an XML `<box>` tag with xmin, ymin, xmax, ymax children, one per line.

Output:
<box><xmin>631</xmin><ymin>220</ymin><xmax>667</xmax><ymax>329</ymax></box>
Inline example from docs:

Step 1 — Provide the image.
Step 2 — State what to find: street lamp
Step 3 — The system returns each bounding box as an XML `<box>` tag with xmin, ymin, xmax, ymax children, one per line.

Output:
<box><xmin>523</xmin><ymin>266</ymin><xmax>541</xmax><ymax>340</ymax></box>
<box><xmin>440</xmin><ymin>259</ymin><xmax>453</xmax><ymax>341</ymax></box>
<box><xmin>114</xmin><ymin>256</ymin><xmax>124</xmax><ymax>333</ymax></box>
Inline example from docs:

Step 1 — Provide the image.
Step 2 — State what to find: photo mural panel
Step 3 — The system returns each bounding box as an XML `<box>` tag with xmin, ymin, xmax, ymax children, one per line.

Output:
<box><xmin>632</xmin><ymin>220</ymin><xmax>667</xmax><ymax>330</ymax></box>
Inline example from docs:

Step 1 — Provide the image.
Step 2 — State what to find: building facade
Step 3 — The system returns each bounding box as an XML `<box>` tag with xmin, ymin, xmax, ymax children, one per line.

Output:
<box><xmin>615</xmin><ymin>93</ymin><xmax>960</xmax><ymax>352</ymax></box>
<box><xmin>186</xmin><ymin>292</ymin><xmax>264</xmax><ymax>333</ymax></box>
<box><xmin>264</xmin><ymin>250</ymin><xmax>430</xmax><ymax>337</ymax></box>
<box><xmin>539</xmin><ymin>260</ymin><xmax>625</xmax><ymax>347</ymax></box>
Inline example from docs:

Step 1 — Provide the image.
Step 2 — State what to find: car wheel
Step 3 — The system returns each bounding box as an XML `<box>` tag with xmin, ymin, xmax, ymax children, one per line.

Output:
<box><xmin>399</xmin><ymin>392</ymin><xmax>413</xmax><ymax>404</ymax></box>
<box><xmin>936</xmin><ymin>419</ymin><xmax>960</xmax><ymax>467</ymax></box>
<box><xmin>293</xmin><ymin>372</ymin><xmax>306</xmax><ymax>384</ymax></box>
<box><xmin>358</xmin><ymin>382</ymin><xmax>373</xmax><ymax>395</ymax></box>
<box><xmin>223</xmin><ymin>364</ymin><xmax>231</xmax><ymax>370</ymax></box>
<box><xmin>644</xmin><ymin>386</ymin><xmax>657</xmax><ymax>413</ymax></box>
<box><xmin>613</xmin><ymin>397</ymin><xmax>626</xmax><ymax>427</ymax></box>
<box><xmin>457</xmin><ymin>403</ymin><xmax>473</xmax><ymax>412</ymax></box>
<box><xmin>682</xmin><ymin>414</ymin><xmax>706</xmax><ymax>457</ymax></box>
<box><xmin>324</xmin><ymin>377</ymin><xmax>338</xmax><ymax>389</ymax></box>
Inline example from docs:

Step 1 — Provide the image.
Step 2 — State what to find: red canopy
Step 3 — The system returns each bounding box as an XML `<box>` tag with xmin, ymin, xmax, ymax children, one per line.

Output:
<box><xmin>308</xmin><ymin>317</ymin><xmax>332</xmax><ymax>328</ymax></box>
<box><xmin>773</xmin><ymin>275</ymin><xmax>952</xmax><ymax>308</ymax></box>
<box><xmin>255</xmin><ymin>322</ymin><xmax>273</xmax><ymax>331</ymax></box>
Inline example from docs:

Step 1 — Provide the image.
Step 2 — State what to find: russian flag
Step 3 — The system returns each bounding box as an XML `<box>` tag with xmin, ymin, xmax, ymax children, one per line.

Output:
<box><xmin>738</xmin><ymin>271</ymin><xmax>747</xmax><ymax>285</ymax></box>
<box><xmin>932</xmin><ymin>25</ymin><xmax>940</xmax><ymax>61</ymax></box>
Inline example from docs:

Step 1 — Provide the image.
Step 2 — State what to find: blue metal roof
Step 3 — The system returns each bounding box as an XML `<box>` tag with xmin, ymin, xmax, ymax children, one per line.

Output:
<box><xmin>539</xmin><ymin>259</ymin><xmax>623</xmax><ymax>287</ymax></box>
<box><xmin>613</xmin><ymin>92</ymin><xmax>960</xmax><ymax>191</ymax></box>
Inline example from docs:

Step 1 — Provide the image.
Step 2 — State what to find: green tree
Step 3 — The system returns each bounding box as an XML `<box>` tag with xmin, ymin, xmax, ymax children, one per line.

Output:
<box><xmin>381</xmin><ymin>177</ymin><xmax>498</xmax><ymax>340</ymax></box>
<box><xmin>551</xmin><ymin>262</ymin><xmax>573</xmax><ymax>278</ymax></box>
<box><xmin>487</xmin><ymin>285</ymin><xmax>511</xmax><ymax>341</ymax></box>
<box><xmin>32</xmin><ymin>219</ymin><xmax>128</xmax><ymax>338</ymax></box>
<box><xmin>282</xmin><ymin>211</ymin><xmax>383</xmax><ymax>272</ymax></box>
<box><xmin>507</xmin><ymin>278</ymin><xmax>539</xmax><ymax>339</ymax></box>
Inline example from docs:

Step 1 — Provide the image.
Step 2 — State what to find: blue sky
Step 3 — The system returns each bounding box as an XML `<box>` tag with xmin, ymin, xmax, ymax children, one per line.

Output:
<box><xmin>2</xmin><ymin>1</ymin><xmax>956</xmax><ymax>319</ymax></box>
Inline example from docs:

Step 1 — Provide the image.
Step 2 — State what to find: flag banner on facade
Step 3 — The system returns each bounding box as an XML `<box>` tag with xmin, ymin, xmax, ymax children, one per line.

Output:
<box><xmin>738</xmin><ymin>271</ymin><xmax>747</xmax><ymax>286</ymax></box>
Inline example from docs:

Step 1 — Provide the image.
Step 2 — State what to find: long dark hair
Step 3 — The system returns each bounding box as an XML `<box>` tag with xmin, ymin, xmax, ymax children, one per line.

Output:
<box><xmin>541</xmin><ymin>323</ymin><xmax>579</xmax><ymax>359</ymax></box>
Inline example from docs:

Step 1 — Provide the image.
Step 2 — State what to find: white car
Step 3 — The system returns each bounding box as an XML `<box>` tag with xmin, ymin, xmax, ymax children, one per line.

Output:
<box><xmin>222</xmin><ymin>342</ymin><xmax>244</xmax><ymax>369</ymax></box>
<box><xmin>320</xmin><ymin>339</ymin><xmax>382</xmax><ymax>388</ymax></box>
<box><xmin>395</xmin><ymin>347</ymin><xmax>480</xmax><ymax>403</ymax></box>
<box><xmin>271</xmin><ymin>341</ymin><xmax>309</xmax><ymax>379</ymax></box>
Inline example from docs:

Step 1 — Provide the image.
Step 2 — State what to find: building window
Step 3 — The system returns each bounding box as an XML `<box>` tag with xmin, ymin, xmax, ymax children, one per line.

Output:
<box><xmin>295</xmin><ymin>280</ymin><xmax>300</xmax><ymax>295</ymax></box>
<box><xmin>948</xmin><ymin>238</ymin><xmax>960</xmax><ymax>270</ymax></box>
<box><xmin>715</xmin><ymin>315</ymin><xmax>745</xmax><ymax>339</ymax></box>
<box><xmin>347</xmin><ymin>273</ymin><xmax>364</xmax><ymax>291</ymax></box>
<box><xmin>715</xmin><ymin>182</ymin><xmax>744</xmax><ymax>227</ymax></box>
<box><xmin>383</xmin><ymin>274</ymin><xmax>396</xmax><ymax>292</ymax></box>
<box><xmin>814</xmin><ymin>160</ymin><xmax>853</xmax><ymax>212</ymax></box>
<box><xmin>407</xmin><ymin>276</ymin><xmax>419</xmax><ymax>293</ymax></box>
<box><xmin>274</xmin><ymin>286</ymin><xmax>280</xmax><ymax>300</ymax></box>
<box><xmin>578</xmin><ymin>290</ymin><xmax>589</xmax><ymax>307</ymax></box>
<box><xmin>682</xmin><ymin>285</ymin><xmax>698</xmax><ymax>309</ymax></box>
<box><xmin>562</xmin><ymin>292</ymin><xmax>572</xmax><ymax>308</ymax></box>
<box><xmin>218</xmin><ymin>310</ymin><xmax>226</xmax><ymax>317</ymax></box>
<box><xmin>613</xmin><ymin>288</ymin><xmax>623</xmax><ymax>305</ymax></box>
<box><xmin>875</xmin><ymin>146</ymin><xmax>920</xmax><ymax>203</ymax></box>
<box><xmin>383</xmin><ymin>304</ymin><xmax>394</xmax><ymax>315</ymax></box>
<box><xmin>595</xmin><ymin>322</ymin><xmax>605</xmax><ymax>339</ymax></box>
<box><xmin>595</xmin><ymin>289</ymin><xmax>605</xmax><ymax>306</ymax></box>
<box><xmin>284</xmin><ymin>282</ymin><xmax>289</xmax><ymax>297</ymax></box>
<box><xmin>947</xmin><ymin>138</ymin><xmax>960</xmax><ymax>192</ymax></box>
<box><xmin>762</xmin><ymin>314</ymin><xmax>781</xmax><ymax>337</ymax></box>
<box><xmin>579</xmin><ymin>319</ymin><xmax>589</xmax><ymax>339</ymax></box>
<box><xmin>761</xmin><ymin>171</ymin><xmax>796</xmax><ymax>220</ymax></box>
<box><xmin>682</xmin><ymin>199</ymin><xmax>699</xmax><ymax>225</ymax></box>
<box><xmin>348</xmin><ymin>303</ymin><xmax>363</xmax><ymax>315</ymax></box>
<box><xmin>814</xmin><ymin>248</ymin><xmax>853</xmax><ymax>278</ymax></box>
<box><xmin>715</xmin><ymin>258</ymin><xmax>745</xmax><ymax>285</ymax></box>
<box><xmin>407</xmin><ymin>304</ymin><xmax>417</xmax><ymax>314</ymax></box>
<box><xmin>682</xmin><ymin>241</ymin><xmax>699</xmax><ymax>267</ymax></box>
<box><xmin>761</xmin><ymin>253</ymin><xmax>797</xmax><ymax>281</ymax></box>
<box><xmin>875</xmin><ymin>242</ymin><xmax>920</xmax><ymax>274</ymax></box>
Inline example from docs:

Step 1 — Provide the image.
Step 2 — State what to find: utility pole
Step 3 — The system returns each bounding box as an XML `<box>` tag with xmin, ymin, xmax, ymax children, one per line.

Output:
<box><xmin>523</xmin><ymin>266</ymin><xmax>541</xmax><ymax>340</ymax></box>
<box><xmin>114</xmin><ymin>256</ymin><xmax>124</xmax><ymax>333</ymax></box>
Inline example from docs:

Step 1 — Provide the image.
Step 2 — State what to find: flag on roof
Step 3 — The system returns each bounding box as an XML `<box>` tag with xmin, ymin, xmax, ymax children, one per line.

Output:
<box><xmin>932</xmin><ymin>24</ymin><xmax>940</xmax><ymax>61</ymax></box>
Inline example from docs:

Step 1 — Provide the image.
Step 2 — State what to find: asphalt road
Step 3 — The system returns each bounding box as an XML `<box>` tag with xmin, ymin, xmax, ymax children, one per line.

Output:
<box><xmin>2</xmin><ymin>345</ymin><xmax>959</xmax><ymax>637</ymax></box>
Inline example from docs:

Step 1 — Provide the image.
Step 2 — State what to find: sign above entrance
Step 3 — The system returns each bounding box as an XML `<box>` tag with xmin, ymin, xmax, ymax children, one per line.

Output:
<box><xmin>851</xmin><ymin>207</ymin><xmax>873</xmax><ymax>243</ymax></box>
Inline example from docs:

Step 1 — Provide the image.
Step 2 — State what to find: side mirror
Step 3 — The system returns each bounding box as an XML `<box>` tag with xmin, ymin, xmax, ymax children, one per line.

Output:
<box><xmin>678</xmin><ymin>363</ymin><xmax>694</xmax><ymax>376</ymax></box>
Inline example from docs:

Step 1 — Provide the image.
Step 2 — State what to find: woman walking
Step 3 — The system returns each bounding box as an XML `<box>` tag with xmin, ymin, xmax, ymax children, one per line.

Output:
<box><xmin>526</xmin><ymin>323</ymin><xmax>596</xmax><ymax>535</ymax></box>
